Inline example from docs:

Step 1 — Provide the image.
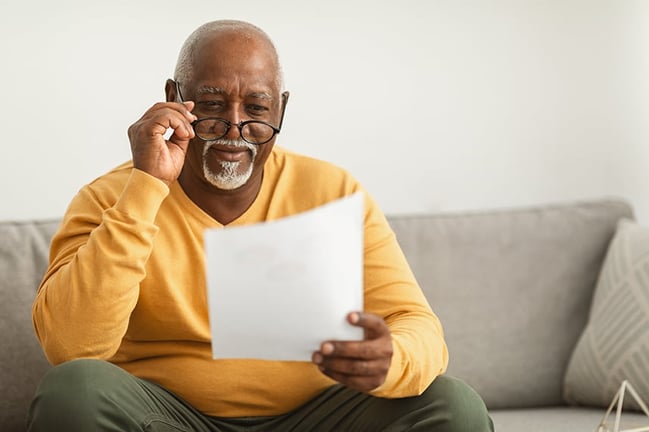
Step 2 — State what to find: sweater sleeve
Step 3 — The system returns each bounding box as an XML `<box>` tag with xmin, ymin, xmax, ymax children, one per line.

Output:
<box><xmin>361</xmin><ymin>192</ymin><xmax>449</xmax><ymax>398</ymax></box>
<box><xmin>32</xmin><ymin>168</ymin><xmax>169</xmax><ymax>364</ymax></box>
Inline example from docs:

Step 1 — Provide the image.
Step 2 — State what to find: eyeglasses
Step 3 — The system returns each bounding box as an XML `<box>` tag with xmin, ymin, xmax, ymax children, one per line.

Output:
<box><xmin>175</xmin><ymin>81</ymin><xmax>289</xmax><ymax>145</ymax></box>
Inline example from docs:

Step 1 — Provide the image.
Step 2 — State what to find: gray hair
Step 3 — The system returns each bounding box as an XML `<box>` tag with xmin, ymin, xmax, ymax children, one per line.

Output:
<box><xmin>174</xmin><ymin>20</ymin><xmax>284</xmax><ymax>92</ymax></box>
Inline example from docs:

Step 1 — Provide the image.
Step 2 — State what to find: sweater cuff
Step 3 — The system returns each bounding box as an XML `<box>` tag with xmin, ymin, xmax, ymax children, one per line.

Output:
<box><xmin>113</xmin><ymin>169</ymin><xmax>170</xmax><ymax>223</ymax></box>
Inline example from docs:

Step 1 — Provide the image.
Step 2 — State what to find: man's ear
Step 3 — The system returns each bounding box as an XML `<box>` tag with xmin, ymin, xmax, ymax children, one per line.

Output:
<box><xmin>165</xmin><ymin>79</ymin><xmax>177</xmax><ymax>102</ymax></box>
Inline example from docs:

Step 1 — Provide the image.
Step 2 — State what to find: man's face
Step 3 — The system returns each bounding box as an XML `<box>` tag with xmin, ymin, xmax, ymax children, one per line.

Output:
<box><xmin>177</xmin><ymin>32</ymin><xmax>282</xmax><ymax>191</ymax></box>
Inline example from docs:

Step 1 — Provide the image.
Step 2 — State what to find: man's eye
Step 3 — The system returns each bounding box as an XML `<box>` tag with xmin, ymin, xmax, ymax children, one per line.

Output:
<box><xmin>248</xmin><ymin>105</ymin><xmax>269</xmax><ymax>115</ymax></box>
<box><xmin>198</xmin><ymin>101</ymin><xmax>224</xmax><ymax>111</ymax></box>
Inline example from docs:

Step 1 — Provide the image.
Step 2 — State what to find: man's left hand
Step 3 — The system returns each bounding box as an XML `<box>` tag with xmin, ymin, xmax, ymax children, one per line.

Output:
<box><xmin>312</xmin><ymin>312</ymin><xmax>393</xmax><ymax>393</ymax></box>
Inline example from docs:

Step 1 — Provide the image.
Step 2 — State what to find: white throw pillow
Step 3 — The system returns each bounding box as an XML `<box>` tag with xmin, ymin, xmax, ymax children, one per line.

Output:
<box><xmin>563</xmin><ymin>219</ymin><xmax>649</xmax><ymax>410</ymax></box>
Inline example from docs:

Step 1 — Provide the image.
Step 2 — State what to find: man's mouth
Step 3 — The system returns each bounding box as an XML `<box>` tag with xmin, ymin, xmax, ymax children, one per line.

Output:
<box><xmin>208</xmin><ymin>145</ymin><xmax>250</xmax><ymax>162</ymax></box>
<box><xmin>204</xmin><ymin>139</ymin><xmax>257</xmax><ymax>163</ymax></box>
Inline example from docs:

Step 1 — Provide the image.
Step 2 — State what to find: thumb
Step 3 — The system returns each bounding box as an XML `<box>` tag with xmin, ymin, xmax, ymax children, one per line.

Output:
<box><xmin>348</xmin><ymin>312</ymin><xmax>388</xmax><ymax>340</ymax></box>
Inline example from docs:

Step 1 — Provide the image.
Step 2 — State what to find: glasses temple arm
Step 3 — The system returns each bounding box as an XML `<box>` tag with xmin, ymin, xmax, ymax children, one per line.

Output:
<box><xmin>277</xmin><ymin>91</ymin><xmax>290</xmax><ymax>132</ymax></box>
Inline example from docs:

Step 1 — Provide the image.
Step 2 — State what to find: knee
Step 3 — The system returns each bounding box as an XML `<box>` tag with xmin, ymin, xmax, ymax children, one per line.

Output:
<box><xmin>424</xmin><ymin>375</ymin><xmax>494</xmax><ymax>432</ymax></box>
<box><xmin>34</xmin><ymin>358</ymin><xmax>120</xmax><ymax>403</ymax></box>
<box><xmin>27</xmin><ymin>359</ymin><xmax>124</xmax><ymax>430</ymax></box>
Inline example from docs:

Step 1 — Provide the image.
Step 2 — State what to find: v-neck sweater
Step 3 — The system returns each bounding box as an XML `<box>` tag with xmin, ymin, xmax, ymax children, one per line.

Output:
<box><xmin>33</xmin><ymin>146</ymin><xmax>448</xmax><ymax>417</ymax></box>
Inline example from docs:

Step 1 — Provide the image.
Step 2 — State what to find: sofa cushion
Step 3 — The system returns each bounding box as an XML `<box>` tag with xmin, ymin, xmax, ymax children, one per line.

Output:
<box><xmin>387</xmin><ymin>199</ymin><xmax>633</xmax><ymax>409</ymax></box>
<box><xmin>490</xmin><ymin>406</ymin><xmax>649</xmax><ymax>432</ymax></box>
<box><xmin>563</xmin><ymin>219</ymin><xmax>649</xmax><ymax>410</ymax></box>
<box><xmin>0</xmin><ymin>220</ymin><xmax>59</xmax><ymax>432</ymax></box>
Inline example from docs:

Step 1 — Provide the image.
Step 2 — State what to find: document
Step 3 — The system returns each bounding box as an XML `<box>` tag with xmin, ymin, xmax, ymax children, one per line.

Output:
<box><xmin>204</xmin><ymin>192</ymin><xmax>364</xmax><ymax>361</ymax></box>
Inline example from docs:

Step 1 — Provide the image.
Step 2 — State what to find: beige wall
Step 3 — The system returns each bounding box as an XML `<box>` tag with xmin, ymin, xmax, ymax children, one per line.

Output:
<box><xmin>1</xmin><ymin>0</ymin><xmax>648</xmax><ymax>222</ymax></box>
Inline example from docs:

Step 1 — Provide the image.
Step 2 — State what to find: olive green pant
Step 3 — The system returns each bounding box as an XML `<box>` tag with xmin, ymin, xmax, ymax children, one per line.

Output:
<box><xmin>27</xmin><ymin>359</ymin><xmax>493</xmax><ymax>432</ymax></box>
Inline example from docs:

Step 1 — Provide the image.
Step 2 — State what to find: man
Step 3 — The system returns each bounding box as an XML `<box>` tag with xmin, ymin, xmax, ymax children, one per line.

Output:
<box><xmin>29</xmin><ymin>20</ymin><xmax>493</xmax><ymax>431</ymax></box>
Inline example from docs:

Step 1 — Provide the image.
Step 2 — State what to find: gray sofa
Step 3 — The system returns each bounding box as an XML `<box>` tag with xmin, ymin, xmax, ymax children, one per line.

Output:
<box><xmin>2</xmin><ymin>198</ymin><xmax>648</xmax><ymax>431</ymax></box>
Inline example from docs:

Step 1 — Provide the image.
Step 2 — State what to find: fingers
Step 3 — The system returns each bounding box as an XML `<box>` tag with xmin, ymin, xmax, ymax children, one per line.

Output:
<box><xmin>314</xmin><ymin>351</ymin><xmax>389</xmax><ymax>376</ymax></box>
<box><xmin>131</xmin><ymin>101</ymin><xmax>197</xmax><ymax>144</ymax></box>
<box><xmin>312</xmin><ymin>312</ymin><xmax>393</xmax><ymax>392</ymax></box>
<box><xmin>313</xmin><ymin>338</ymin><xmax>392</xmax><ymax>371</ymax></box>
<box><xmin>127</xmin><ymin>101</ymin><xmax>198</xmax><ymax>185</ymax></box>
<box><xmin>318</xmin><ymin>363</ymin><xmax>388</xmax><ymax>392</ymax></box>
<box><xmin>169</xmin><ymin>101</ymin><xmax>197</xmax><ymax>141</ymax></box>
<box><xmin>317</xmin><ymin>312</ymin><xmax>392</xmax><ymax>359</ymax></box>
<box><xmin>313</xmin><ymin>344</ymin><xmax>391</xmax><ymax>392</ymax></box>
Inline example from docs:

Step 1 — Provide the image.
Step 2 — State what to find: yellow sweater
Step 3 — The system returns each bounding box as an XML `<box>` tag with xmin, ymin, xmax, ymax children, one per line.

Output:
<box><xmin>33</xmin><ymin>146</ymin><xmax>448</xmax><ymax>417</ymax></box>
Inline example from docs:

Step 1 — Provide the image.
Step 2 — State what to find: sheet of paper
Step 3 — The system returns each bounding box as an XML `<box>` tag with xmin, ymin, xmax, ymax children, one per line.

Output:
<box><xmin>204</xmin><ymin>192</ymin><xmax>364</xmax><ymax>361</ymax></box>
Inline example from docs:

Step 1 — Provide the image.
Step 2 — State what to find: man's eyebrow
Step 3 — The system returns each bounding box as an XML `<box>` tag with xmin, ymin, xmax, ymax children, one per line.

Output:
<box><xmin>249</xmin><ymin>92</ymin><xmax>273</xmax><ymax>101</ymax></box>
<box><xmin>195</xmin><ymin>87</ymin><xmax>273</xmax><ymax>101</ymax></box>
<box><xmin>196</xmin><ymin>86</ymin><xmax>226</xmax><ymax>96</ymax></box>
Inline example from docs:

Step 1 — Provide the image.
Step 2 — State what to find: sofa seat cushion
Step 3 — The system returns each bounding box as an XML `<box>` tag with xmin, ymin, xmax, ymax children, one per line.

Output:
<box><xmin>490</xmin><ymin>406</ymin><xmax>649</xmax><ymax>432</ymax></box>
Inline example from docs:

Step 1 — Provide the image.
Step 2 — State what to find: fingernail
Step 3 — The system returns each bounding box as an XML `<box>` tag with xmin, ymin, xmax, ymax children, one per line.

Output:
<box><xmin>313</xmin><ymin>353</ymin><xmax>322</xmax><ymax>364</ymax></box>
<box><xmin>322</xmin><ymin>343</ymin><xmax>334</xmax><ymax>355</ymax></box>
<box><xmin>349</xmin><ymin>312</ymin><xmax>360</xmax><ymax>324</ymax></box>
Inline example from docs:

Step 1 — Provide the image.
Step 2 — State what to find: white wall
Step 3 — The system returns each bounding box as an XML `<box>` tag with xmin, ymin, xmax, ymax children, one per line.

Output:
<box><xmin>1</xmin><ymin>0</ymin><xmax>647</xmax><ymax>222</ymax></box>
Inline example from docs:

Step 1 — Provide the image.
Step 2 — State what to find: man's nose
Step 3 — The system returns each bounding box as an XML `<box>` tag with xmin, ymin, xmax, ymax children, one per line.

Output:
<box><xmin>223</xmin><ymin>106</ymin><xmax>244</xmax><ymax>140</ymax></box>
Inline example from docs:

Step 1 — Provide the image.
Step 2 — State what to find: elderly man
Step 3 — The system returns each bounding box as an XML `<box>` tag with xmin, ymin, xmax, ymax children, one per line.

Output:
<box><xmin>28</xmin><ymin>20</ymin><xmax>493</xmax><ymax>431</ymax></box>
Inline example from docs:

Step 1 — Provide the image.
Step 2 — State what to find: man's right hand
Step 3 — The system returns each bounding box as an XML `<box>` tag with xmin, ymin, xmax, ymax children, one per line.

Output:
<box><xmin>127</xmin><ymin>101</ymin><xmax>197</xmax><ymax>185</ymax></box>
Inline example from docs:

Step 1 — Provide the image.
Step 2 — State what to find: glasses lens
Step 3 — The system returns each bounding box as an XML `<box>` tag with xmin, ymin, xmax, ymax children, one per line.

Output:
<box><xmin>194</xmin><ymin>119</ymin><xmax>229</xmax><ymax>141</ymax></box>
<box><xmin>241</xmin><ymin>122</ymin><xmax>276</xmax><ymax>144</ymax></box>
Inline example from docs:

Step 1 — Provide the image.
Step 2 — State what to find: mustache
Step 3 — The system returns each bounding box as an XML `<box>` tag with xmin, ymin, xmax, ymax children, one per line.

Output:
<box><xmin>210</xmin><ymin>138</ymin><xmax>250</xmax><ymax>148</ymax></box>
<box><xmin>202</xmin><ymin>138</ymin><xmax>258</xmax><ymax>159</ymax></box>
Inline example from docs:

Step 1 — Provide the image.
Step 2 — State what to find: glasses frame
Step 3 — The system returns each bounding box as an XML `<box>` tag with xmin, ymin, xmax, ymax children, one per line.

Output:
<box><xmin>174</xmin><ymin>80</ymin><xmax>289</xmax><ymax>145</ymax></box>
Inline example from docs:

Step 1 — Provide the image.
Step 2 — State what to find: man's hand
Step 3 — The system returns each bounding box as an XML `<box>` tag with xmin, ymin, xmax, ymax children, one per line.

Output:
<box><xmin>312</xmin><ymin>312</ymin><xmax>393</xmax><ymax>393</ymax></box>
<box><xmin>127</xmin><ymin>101</ymin><xmax>197</xmax><ymax>185</ymax></box>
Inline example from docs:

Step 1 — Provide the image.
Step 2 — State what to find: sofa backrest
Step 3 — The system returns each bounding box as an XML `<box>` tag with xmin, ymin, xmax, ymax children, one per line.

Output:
<box><xmin>0</xmin><ymin>219</ymin><xmax>60</xmax><ymax>432</ymax></box>
<box><xmin>387</xmin><ymin>198</ymin><xmax>633</xmax><ymax>409</ymax></box>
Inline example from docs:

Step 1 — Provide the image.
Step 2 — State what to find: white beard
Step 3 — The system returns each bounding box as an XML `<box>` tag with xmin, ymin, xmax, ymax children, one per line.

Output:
<box><xmin>202</xmin><ymin>139</ymin><xmax>258</xmax><ymax>190</ymax></box>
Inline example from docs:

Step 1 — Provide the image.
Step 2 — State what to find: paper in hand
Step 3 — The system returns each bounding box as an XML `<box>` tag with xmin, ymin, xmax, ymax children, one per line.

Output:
<box><xmin>204</xmin><ymin>192</ymin><xmax>364</xmax><ymax>361</ymax></box>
